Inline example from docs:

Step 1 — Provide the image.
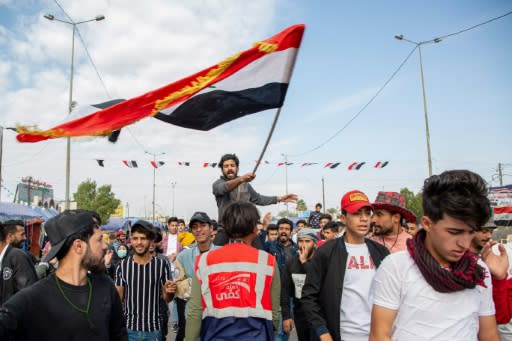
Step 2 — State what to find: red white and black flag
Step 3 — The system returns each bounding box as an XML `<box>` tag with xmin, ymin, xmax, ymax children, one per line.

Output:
<box><xmin>17</xmin><ymin>25</ymin><xmax>305</xmax><ymax>142</ymax></box>
<box><xmin>123</xmin><ymin>160</ymin><xmax>138</xmax><ymax>168</ymax></box>
<box><xmin>150</xmin><ymin>161</ymin><xmax>165</xmax><ymax>168</ymax></box>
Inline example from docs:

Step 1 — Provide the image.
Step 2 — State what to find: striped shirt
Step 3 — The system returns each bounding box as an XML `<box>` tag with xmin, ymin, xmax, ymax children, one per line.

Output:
<box><xmin>115</xmin><ymin>255</ymin><xmax>172</xmax><ymax>331</ymax></box>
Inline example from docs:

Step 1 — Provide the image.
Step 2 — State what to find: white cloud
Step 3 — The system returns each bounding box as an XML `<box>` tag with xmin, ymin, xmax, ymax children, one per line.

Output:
<box><xmin>0</xmin><ymin>0</ymin><xmax>283</xmax><ymax>219</ymax></box>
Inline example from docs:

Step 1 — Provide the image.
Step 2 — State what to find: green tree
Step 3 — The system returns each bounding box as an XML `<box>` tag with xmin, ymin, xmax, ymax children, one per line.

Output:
<box><xmin>277</xmin><ymin>210</ymin><xmax>298</xmax><ymax>218</ymax></box>
<box><xmin>73</xmin><ymin>179</ymin><xmax>121</xmax><ymax>224</ymax></box>
<box><xmin>327</xmin><ymin>207</ymin><xmax>340</xmax><ymax>217</ymax></box>
<box><xmin>296</xmin><ymin>198</ymin><xmax>307</xmax><ymax>212</ymax></box>
<box><xmin>400</xmin><ymin>187</ymin><xmax>423</xmax><ymax>221</ymax></box>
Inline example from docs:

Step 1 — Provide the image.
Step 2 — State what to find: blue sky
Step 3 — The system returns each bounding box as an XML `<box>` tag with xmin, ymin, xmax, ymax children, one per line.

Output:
<box><xmin>0</xmin><ymin>0</ymin><xmax>511</xmax><ymax>220</ymax></box>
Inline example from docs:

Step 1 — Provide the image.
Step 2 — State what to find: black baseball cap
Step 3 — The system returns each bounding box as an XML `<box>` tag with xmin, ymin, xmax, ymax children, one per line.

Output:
<box><xmin>43</xmin><ymin>210</ymin><xmax>100</xmax><ymax>262</ymax></box>
<box><xmin>131</xmin><ymin>220</ymin><xmax>157</xmax><ymax>240</ymax></box>
<box><xmin>189</xmin><ymin>212</ymin><xmax>211</xmax><ymax>226</ymax></box>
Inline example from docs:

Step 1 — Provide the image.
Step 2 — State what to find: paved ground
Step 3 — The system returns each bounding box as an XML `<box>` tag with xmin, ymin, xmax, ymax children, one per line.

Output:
<box><xmin>165</xmin><ymin>324</ymin><xmax>298</xmax><ymax>341</ymax></box>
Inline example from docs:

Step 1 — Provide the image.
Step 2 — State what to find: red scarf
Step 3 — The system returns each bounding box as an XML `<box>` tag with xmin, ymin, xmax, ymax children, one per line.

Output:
<box><xmin>406</xmin><ymin>229</ymin><xmax>487</xmax><ymax>293</ymax></box>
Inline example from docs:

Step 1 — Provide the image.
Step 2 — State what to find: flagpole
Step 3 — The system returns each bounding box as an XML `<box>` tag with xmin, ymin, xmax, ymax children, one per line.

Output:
<box><xmin>252</xmin><ymin>107</ymin><xmax>283</xmax><ymax>174</ymax></box>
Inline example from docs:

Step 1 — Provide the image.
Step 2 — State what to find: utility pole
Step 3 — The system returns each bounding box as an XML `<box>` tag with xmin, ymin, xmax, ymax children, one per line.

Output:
<box><xmin>321</xmin><ymin>177</ymin><xmax>326</xmax><ymax>213</ymax></box>
<box><xmin>281</xmin><ymin>153</ymin><xmax>289</xmax><ymax>215</ymax></box>
<box><xmin>395</xmin><ymin>34</ymin><xmax>441</xmax><ymax>177</ymax></box>
<box><xmin>145</xmin><ymin>151</ymin><xmax>165</xmax><ymax>222</ymax></box>
<box><xmin>498</xmin><ymin>163</ymin><xmax>503</xmax><ymax>186</ymax></box>
<box><xmin>171</xmin><ymin>181</ymin><xmax>177</xmax><ymax>217</ymax></box>
<box><xmin>126</xmin><ymin>202</ymin><xmax>130</xmax><ymax>218</ymax></box>
<box><xmin>43</xmin><ymin>13</ymin><xmax>105</xmax><ymax>209</ymax></box>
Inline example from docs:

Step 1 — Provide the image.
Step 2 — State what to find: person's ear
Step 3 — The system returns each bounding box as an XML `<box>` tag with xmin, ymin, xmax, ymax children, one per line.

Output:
<box><xmin>421</xmin><ymin>216</ymin><xmax>431</xmax><ymax>232</ymax></box>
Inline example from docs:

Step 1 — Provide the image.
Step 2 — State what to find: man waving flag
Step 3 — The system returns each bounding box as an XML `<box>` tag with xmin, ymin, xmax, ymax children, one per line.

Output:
<box><xmin>16</xmin><ymin>24</ymin><xmax>305</xmax><ymax>143</ymax></box>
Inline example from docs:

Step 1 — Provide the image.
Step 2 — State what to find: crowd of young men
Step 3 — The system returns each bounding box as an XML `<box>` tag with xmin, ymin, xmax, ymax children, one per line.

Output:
<box><xmin>0</xmin><ymin>155</ymin><xmax>510</xmax><ymax>341</ymax></box>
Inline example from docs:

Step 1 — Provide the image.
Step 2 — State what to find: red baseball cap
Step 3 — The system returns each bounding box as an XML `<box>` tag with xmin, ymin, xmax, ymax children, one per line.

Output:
<box><xmin>341</xmin><ymin>190</ymin><xmax>373</xmax><ymax>214</ymax></box>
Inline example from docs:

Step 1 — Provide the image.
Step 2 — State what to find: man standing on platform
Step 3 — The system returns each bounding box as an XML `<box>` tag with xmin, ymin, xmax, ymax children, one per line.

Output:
<box><xmin>212</xmin><ymin>153</ymin><xmax>297</xmax><ymax>221</ymax></box>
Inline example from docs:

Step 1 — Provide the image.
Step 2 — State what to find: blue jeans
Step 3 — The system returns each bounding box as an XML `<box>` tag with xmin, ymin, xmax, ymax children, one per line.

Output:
<box><xmin>127</xmin><ymin>329</ymin><xmax>162</xmax><ymax>341</ymax></box>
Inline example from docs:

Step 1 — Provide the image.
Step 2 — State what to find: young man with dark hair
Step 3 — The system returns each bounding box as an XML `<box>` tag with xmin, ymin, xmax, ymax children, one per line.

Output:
<box><xmin>301</xmin><ymin>190</ymin><xmax>389</xmax><ymax>341</ymax></box>
<box><xmin>0</xmin><ymin>220</ymin><xmax>37</xmax><ymax>305</ymax></box>
<box><xmin>266</xmin><ymin>224</ymin><xmax>279</xmax><ymax>242</ymax></box>
<box><xmin>318</xmin><ymin>213</ymin><xmax>332</xmax><ymax>230</ymax></box>
<box><xmin>162</xmin><ymin>216</ymin><xmax>180</xmax><ymax>262</ymax></box>
<box><xmin>308</xmin><ymin>203</ymin><xmax>323</xmax><ymax>229</ymax></box>
<box><xmin>115</xmin><ymin>220</ymin><xmax>175</xmax><ymax>341</ymax></box>
<box><xmin>321</xmin><ymin>221</ymin><xmax>338</xmax><ymax>241</ymax></box>
<box><xmin>0</xmin><ymin>210</ymin><xmax>127</xmax><ymax>340</ymax></box>
<box><xmin>174</xmin><ymin>212</ymin><xmax>218</xmax><ymax>341</ymax></box>
<box><xmin>370</xmin><ymin>191</ymin><xmax>416</xmax><ymax>253</ymax></box>
<box><xmin>264</xmin><ymin>218</ymin><xmax>298</xmax><ymax>274</ymax></box>
<box><xmin>264</xmin><ymin>217</ymin><xmax>298</xmax><ymax>341</ymax></box>
<box><xmin>281</xmin><ymin>228</ymin><xmax>319</xmax><ymax>341</ymax></box>
<box><xmin>370</xmin><ymin>170</ymin><xmax>500</xmax><ymax>341</ymax></box>
<box><xmin>212</xmin><ymin>153</ymin><xmax>297</xmax><ymax>221</ymax></box>
<box><xmin>185</xmin><ymin>202</ymin><xmax>281</xmax><ymax>340</ymax></box>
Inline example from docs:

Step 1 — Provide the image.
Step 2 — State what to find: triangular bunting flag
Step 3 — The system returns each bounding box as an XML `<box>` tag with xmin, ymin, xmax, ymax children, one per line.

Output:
<box><xmin>150</xmin><ymin>161</ymin><xmax>165</xmax><ymax>168</ymax></box>
<box><xmin>330</xmin><ymin>162</ymin><xmax>341</xmax><ymax>169</ymax></box>
<box><xmin>123</xmin><ymin>160</ymin><xmax>138</xmax><ymax>168</ymax></box>
<box><xmin>96</xmin><ymin>159</ymin><xmax>105</xmax><ymax>167</ymax></box>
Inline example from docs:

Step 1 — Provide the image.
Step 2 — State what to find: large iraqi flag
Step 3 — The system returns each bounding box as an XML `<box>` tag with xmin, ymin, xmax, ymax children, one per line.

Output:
<box><xmin>16</xmin><ymin>24</ymin><xmax>305</xmax><ymax>143</ymax></box>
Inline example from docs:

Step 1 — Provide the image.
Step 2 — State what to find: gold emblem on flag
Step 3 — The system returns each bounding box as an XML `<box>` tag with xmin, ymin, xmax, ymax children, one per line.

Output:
<box><xmin>151</xmin><ymin>52</ymin><xmax>241</xmax><ymax>115</ymax></box>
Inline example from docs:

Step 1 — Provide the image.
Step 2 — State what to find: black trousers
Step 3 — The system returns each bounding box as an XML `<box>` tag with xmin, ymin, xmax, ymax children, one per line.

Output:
<box><xmin>175</xmin><ymin>297</ymin><xmax>187</xmax><ymax>341</ymax></box>
<box><xmin>294</xmin><ymin>310</ymin><xmax>319</xmax><ymax>341</ymax></box>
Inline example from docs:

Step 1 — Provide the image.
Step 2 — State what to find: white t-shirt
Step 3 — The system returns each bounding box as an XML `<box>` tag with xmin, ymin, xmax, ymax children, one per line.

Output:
<box><xmin>166</xmin><ymin>233</ymin><xmax>178</xmax><ymax>256</ymax></box>
<box><xmin>339</xmin><ymin>242</ymin><xmax>376</xmax><ymax>341</ymax></box>
<box><xmin>498</xmin><ymin>244</ymin><xmax>512</xmax><ymax>340</ymax></box>
<box><xmin>372</xmin><ymin>251</ymin><xmax>495</xmax><ymax>341</ymax></box>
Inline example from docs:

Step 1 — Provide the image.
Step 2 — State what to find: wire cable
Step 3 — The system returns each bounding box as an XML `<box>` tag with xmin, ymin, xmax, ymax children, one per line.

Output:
<box><xmin>436</xmin><ymin>10</ymin><xmax>512</xmax><ymax>41</ymax></box>
<box><xmin>287</xmin><ymin>46</ymin><xmax>417</xmax><ymax>157</ymax></box>
<box><xmin>287</xmin><ymin>9</ymin><xmax>512</xmax><ymax>157</ymax></box>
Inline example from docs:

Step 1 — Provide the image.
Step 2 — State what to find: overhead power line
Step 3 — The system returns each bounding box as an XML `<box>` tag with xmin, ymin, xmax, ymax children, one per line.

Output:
<box><xmin>287</xmin><ymin>9</ymin><xmax>512</xmax><ymax>157</ymax></box>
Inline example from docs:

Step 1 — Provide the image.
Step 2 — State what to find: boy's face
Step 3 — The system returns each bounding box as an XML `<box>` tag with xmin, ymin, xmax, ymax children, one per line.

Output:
<box><xmin>267</xmin><ymin>230</ymin><xmax>278</xmax><ymax>241</ymax></box>
<box><xmin>322</xmin><ymin>229</ymin><xmax>337</xmax><ymax>240</ymax></box>
<box><xmin>423</xmin><ymin>214</ymin><xmax>475</xmax><ymax>267</ymax></box>
<box><xmin>342</xmin><ymin>207</ymin><xmax>372</xmax><ymax>240</ymax></box>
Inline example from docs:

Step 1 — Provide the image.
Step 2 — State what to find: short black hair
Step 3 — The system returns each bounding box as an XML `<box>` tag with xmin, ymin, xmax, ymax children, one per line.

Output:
<box><xmin>0</xmin><ymin>220</ymin><xmax>24</xmax><ymax>242</ymax></box>
<box><xmin>277</xmin><ymin>218</ymin><xmax>293</xmax><ymax>230</ymax></box>
<box><xmin>219</xmin><ymin>154</ymin><xmax>239</xmax><ymax>168</ymax></box>
<box><xmin>422</xmin><ymin>170</ymin><xmax>491</xmax><ymax>229</ymax></box>
<box><xmin>178</xmin><ymin>219</ymin><xmax>185</xmax><ymax>225</ymax></box>
<box><xmin>319</xmin><ymin>213</ymin><xmax>332</xmax><ymax>222</ymax></box>
<box><xmin>222</xmin><ymin>202</ymin><xmax>259</xmax><ymax>239</ymax></box>
<box><xmin>267</xmin><ymin>223</ymin><xmax>278</xmax><ymax>231</ymax></box>
<box><xmin>296</xmin><ymin>219</ymin><xmax>307</xmax><ymax>226</ymax></box>
<box><xmin>131</xmin><ymin>221</ymin><xmax>156</xmax><ymax>240</ymax></box>
<box><xmin>167</xmin><ymin>217</ymin><xmax>178</xmax><ymax>225</ymax></box>
<box><xmin>322</xmin><ymin>221</ymin><xmax>338</xmax><ymax>233</ymax></box>
<box><xmin>315</xmin><ymin>203</ymin><xmax>322</xmax><ymax>208</ymax></box>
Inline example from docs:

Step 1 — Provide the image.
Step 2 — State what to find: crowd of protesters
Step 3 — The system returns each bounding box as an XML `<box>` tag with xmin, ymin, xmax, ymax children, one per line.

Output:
<box><xmin>0</xmin><ymin>155</ymin><xmax>510</xmax><ymax>341</ymax></box>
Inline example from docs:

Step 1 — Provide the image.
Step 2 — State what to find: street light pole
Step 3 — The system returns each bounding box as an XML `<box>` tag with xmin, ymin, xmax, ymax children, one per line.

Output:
<box><xmin>145</xmin><ymin>151</ymin><xmax>165</xmax><ymax>222</ymax></box>
<box><xmin>171</xmin><ymin>181</ymin><xmax>177</xmax><ymax>217</ymax></box>
<box><xmin>281</xmin><ymin>153</ymin><xmax>289</xmax><ymax>215</ymax></box>
<box><xmin>395</xmin><ymin>34</ymin><xmax>441</xmax><ymax>177</ymax></box>
<box><xmin>43</xmin><ymin>13</ymin><xmax>105</xmax><ymax>209</ymax></box>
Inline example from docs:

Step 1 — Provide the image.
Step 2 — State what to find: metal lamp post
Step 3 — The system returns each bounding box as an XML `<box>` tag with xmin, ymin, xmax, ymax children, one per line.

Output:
<box><xmin>43</xmin><ymin>13</ymin><xmax>105</xmax><ymax>209</ymax></box>
<box><xmin>394</xmin><ymin>34</ymin><xmax>441</xmax><ymax>177</ymax></box>
<box><xmin>145</xmin><ymin>151</ymin><xmax>165</xmax><ymax>222</ymax></box>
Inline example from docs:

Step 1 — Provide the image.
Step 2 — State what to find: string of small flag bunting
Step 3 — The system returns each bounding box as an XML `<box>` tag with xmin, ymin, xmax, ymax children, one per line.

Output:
<box><xmin>95</xmin><ymin>160</ymin><xmax>389</xmax><ymax>170</ymax></box>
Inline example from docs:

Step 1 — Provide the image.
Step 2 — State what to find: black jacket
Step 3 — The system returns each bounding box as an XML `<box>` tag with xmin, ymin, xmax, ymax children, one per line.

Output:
<box><xmin>0</xmin><ymin>245</ymin><xmax>38</xmax><ymax>305</ymax></box>
<box><xmin>281</xmin><ymin>255</ymin><xmax>313</xmax><ymax>320</ymax></box>
<box><xmin>301</xmin><ymin>237</ymin><xmax>389</xmax><ymax>341</ymax></box>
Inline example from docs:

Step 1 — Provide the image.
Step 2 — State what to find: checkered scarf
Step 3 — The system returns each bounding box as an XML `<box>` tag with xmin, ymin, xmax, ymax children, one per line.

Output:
<box><xmin>406</xmin><ymin>229</ymin><xmax>487</xmax><ymax>293</ymax></box>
